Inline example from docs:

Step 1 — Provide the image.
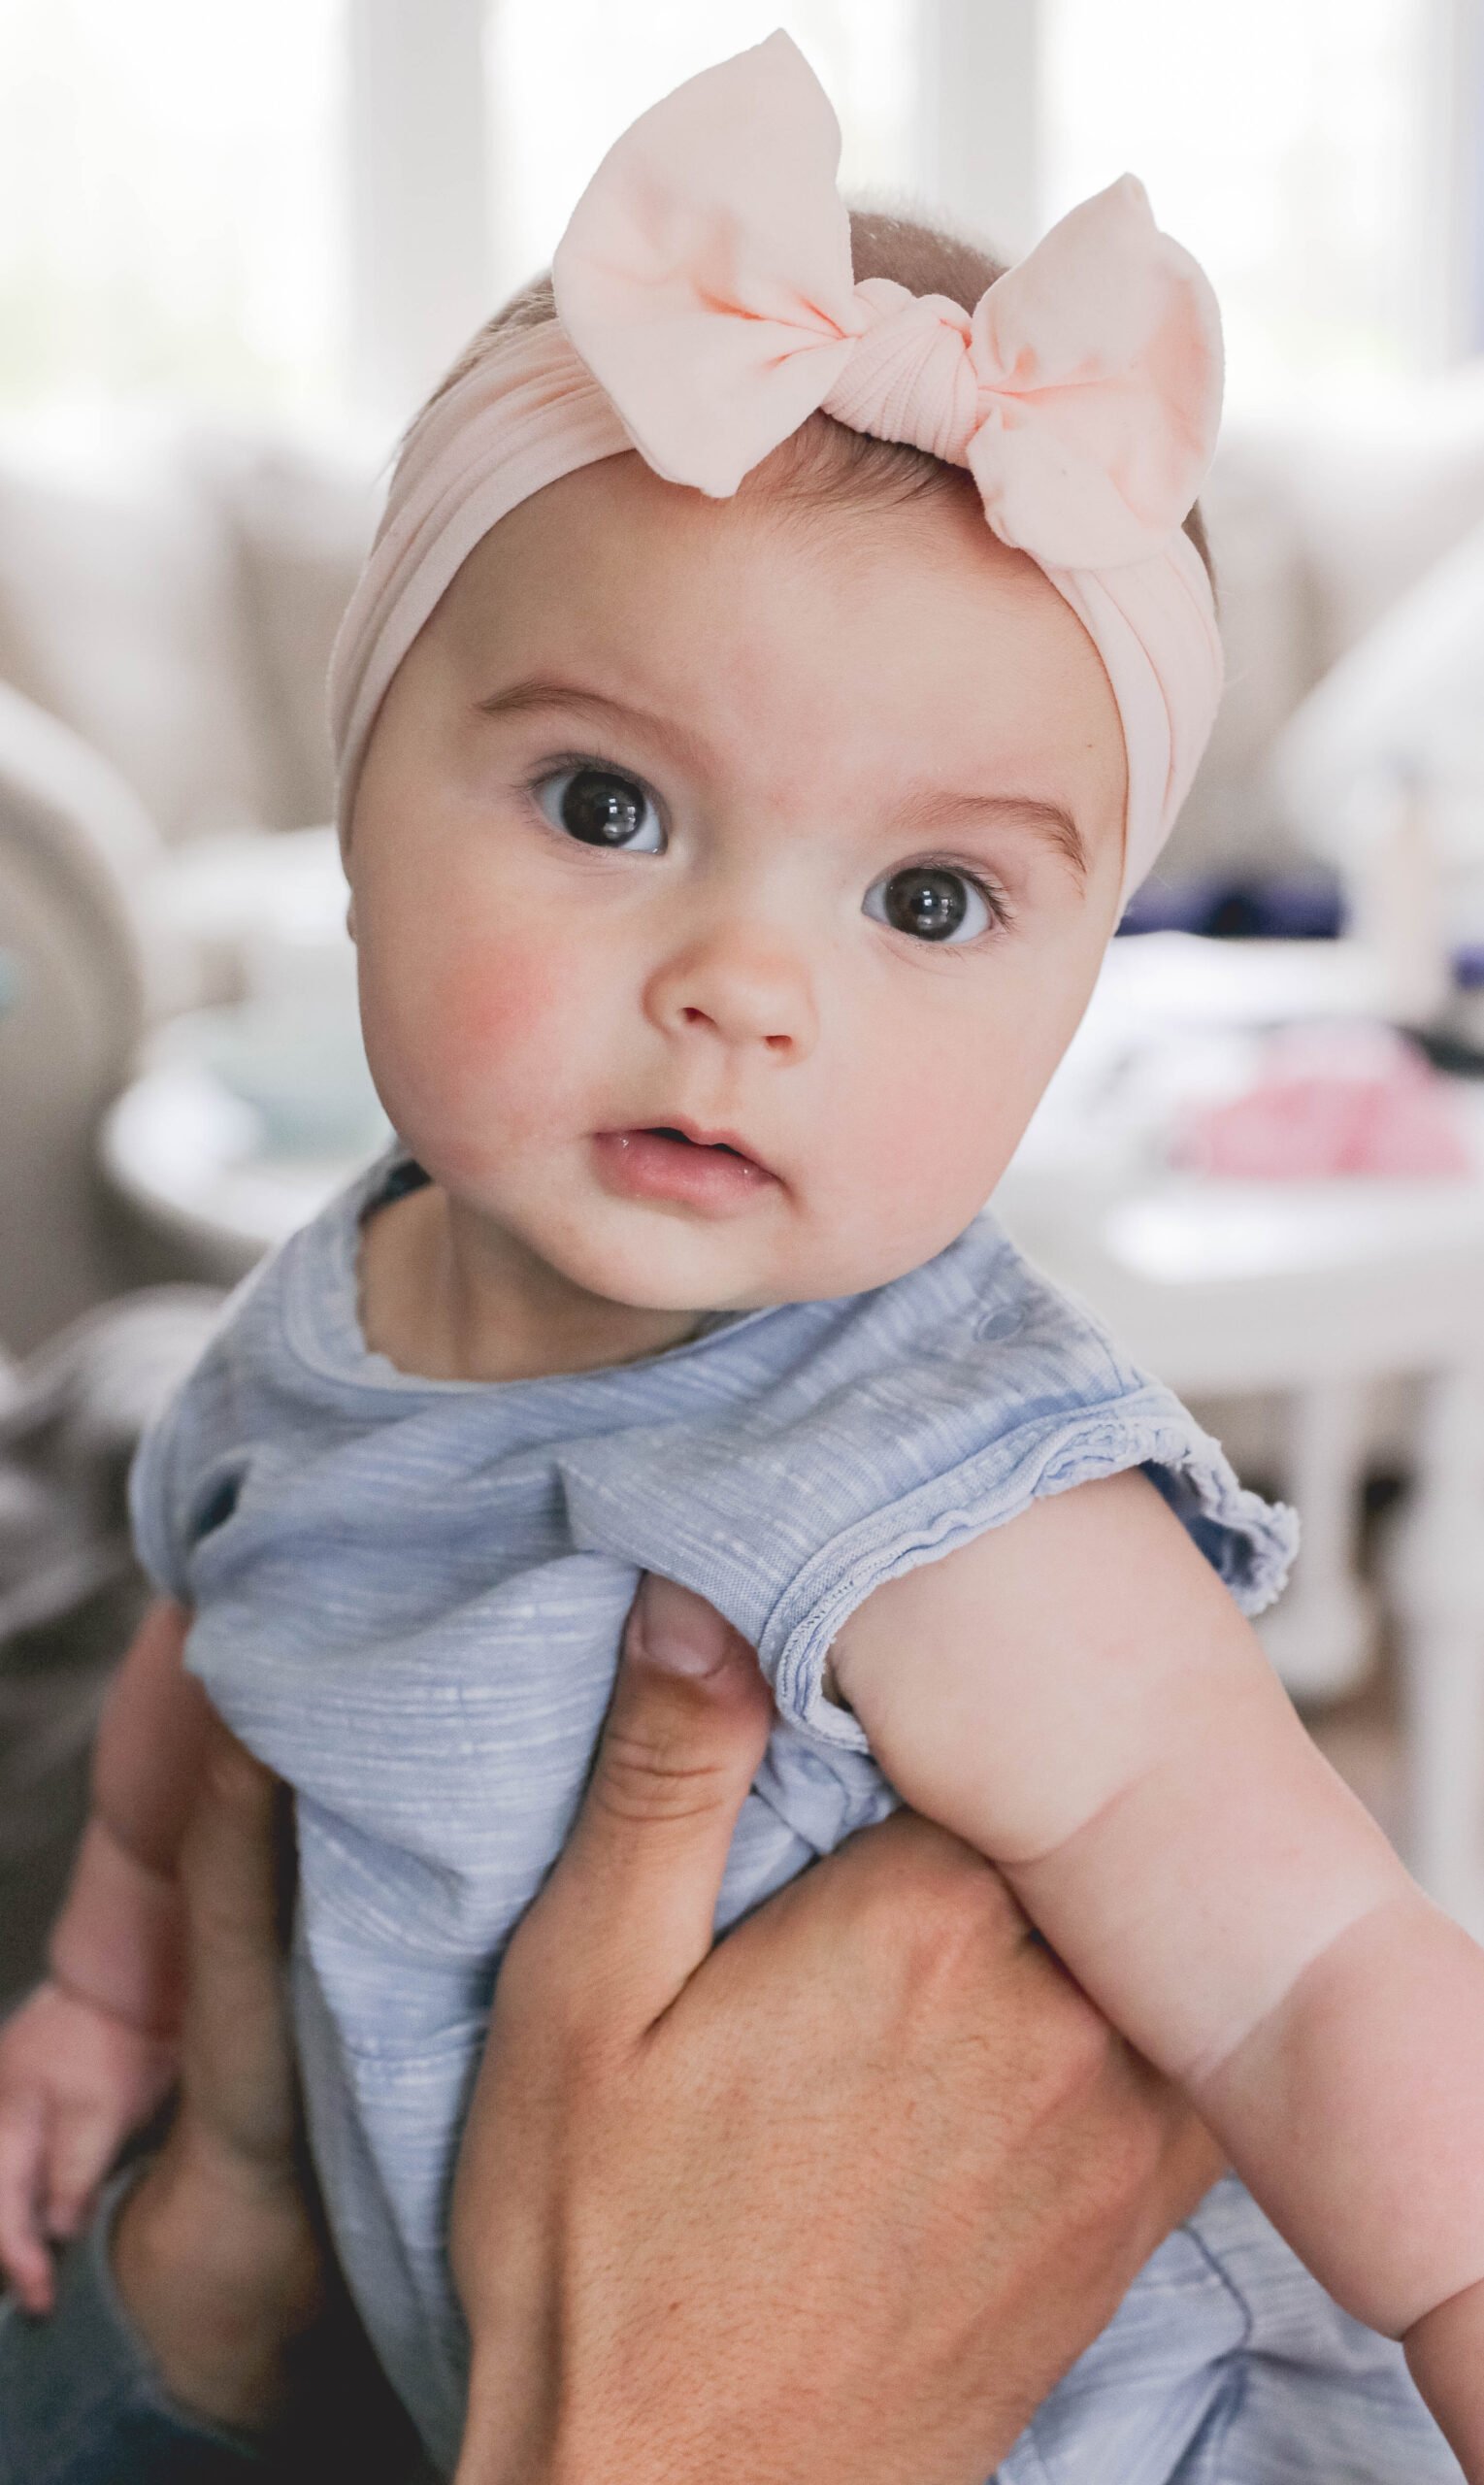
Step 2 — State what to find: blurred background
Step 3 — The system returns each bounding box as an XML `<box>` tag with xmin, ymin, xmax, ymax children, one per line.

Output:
<box><xmin>7</xmin><ymin>0</ymin><xmax>1484</xmax><ymax>1999</ymax></box>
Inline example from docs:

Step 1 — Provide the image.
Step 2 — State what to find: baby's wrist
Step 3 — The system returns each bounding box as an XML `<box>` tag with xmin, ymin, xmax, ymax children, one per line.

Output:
<box><xmin>49</xmin><ymin>1816</ymin><xmax>186</xmax><ymax>2036</ymax></box>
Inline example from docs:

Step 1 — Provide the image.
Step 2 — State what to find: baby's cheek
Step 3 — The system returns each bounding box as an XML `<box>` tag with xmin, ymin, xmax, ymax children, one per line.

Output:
<box><xmin>363</xmin><ymin>932</ymin><xmax>579</xmax><ymax>1147</ymax></box>
<box><xmin>818</xmin><ymin>1020</ymin><xmax>1030</xmax><ymax>1263</ymax></box>
<box><xmin>436</xmin><ymin>944</ymin><xmax>567</xmax><ymax>1077</ymax></box>
<box><xmin>866</xmin><ymin>1026</ymin><xmax>1020</xmax><ymax>1186</ymax></box>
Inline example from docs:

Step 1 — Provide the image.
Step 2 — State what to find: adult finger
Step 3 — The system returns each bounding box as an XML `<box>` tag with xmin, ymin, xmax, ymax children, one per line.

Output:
<box><xmin>178</xmin><ymin>1714</ymin><xmax>284</xmax><ymax>1959</ymax></box>
<box><xmin>505</xmin><ymin>1575</ymin><xmax>773</xmax><ymax>2044</ymax></box>
<box><xmin>175</xmin><ymin>1717</ymin><xmax>299</xmax><ymax>2171</ymax></box>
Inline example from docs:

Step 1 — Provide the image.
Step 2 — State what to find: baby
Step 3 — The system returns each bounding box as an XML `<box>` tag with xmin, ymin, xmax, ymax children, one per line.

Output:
<box><xmin>4</xmin><ymin>31</ymin><xmax>1484</xmax><ymax>2483</ymax></box>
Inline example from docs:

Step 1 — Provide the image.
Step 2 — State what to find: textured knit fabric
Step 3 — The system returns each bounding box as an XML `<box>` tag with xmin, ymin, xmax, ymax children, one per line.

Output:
<box><xmin>128</xmin><ymin>1154</ymin><xmax>1453</xmax><ymax>2478</ymax></box>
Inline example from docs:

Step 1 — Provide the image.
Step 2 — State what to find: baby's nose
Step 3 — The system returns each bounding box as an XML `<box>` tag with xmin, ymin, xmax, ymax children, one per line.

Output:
<box><xmin>643</xmin><ymin>928</ymin><xmax>817</xmax><ymax>1061</ymax></box>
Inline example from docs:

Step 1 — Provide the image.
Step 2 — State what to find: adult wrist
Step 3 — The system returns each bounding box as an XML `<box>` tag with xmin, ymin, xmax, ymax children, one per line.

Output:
<box><xmin>454</xmin><ymin>2352</ymin><xmax>592</xmax><ymax>2485</ymax></box>
<box><xmin>450</xmin><ymin>2365</ymin><xmax>534</xmax><ymax>2485</ymax></box>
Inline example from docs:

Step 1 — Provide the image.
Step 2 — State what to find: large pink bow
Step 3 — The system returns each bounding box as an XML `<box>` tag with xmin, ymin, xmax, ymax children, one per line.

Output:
<box><xmin>551</xmin><ymin>29</ymin><xmax>1223</xmax><ymax>570</ymax></box>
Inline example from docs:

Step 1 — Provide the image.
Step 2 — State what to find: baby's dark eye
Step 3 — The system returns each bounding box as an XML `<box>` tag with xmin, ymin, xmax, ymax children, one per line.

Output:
<box><xmin>534</xmin><ymin>765</ymin><xmax>665</xmax><ymax>853</ymax></box>
<box><xmin>863</xmin><ymin>864</ymin><xmax>992</xmax><ymax>945</ymax></box>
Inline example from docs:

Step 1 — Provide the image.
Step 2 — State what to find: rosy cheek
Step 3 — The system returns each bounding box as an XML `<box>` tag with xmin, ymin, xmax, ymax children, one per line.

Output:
<box><xmin>365</xmin><ymin>913</ymin><xmax>610</xmax><ymax>1166</ymax></box>
<box><xmin>436</xmin><ymin>942</ymin><xmax>571</xmax><ymax>1068</ymax></box>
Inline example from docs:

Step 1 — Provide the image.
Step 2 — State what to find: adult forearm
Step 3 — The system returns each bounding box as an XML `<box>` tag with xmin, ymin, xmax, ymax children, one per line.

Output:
<box><xmin>454</xmin><ymin>2350</ymin><xmax>1034</xmax><ymax>2485</ymax></box>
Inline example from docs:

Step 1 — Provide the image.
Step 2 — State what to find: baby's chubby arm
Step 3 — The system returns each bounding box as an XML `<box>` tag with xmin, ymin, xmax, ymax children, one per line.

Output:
<box><xmin>49</xmin><ymin>1597</ymin><xmax>209</xmax><ymax>2025</ymax></box>
<box><xmin>0</xmin><ymin>1596</ymin><xmax>209</xmax><ymax>2310</ymax></box>
<box><xmin>830</xmin><ymin>1470</ymin><xmax>1484</xmax><ymax>2474</ymax></box>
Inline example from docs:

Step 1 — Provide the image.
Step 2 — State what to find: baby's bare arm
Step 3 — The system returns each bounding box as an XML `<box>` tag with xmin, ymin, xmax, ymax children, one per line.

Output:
<box><xmin>49</xmin><ymin>1595</ymin><xmax>211</xmax><ymax>2030</ymax></box>
<box><xmin>0</xmin><ymin>1596</ymin><xmax>206</xmax><ymax>2307</ymax></box>
<box><xmin>832</xmin><ymin>1471</ymin><xmax>1484</xmax><ymax>2459</ymax></box>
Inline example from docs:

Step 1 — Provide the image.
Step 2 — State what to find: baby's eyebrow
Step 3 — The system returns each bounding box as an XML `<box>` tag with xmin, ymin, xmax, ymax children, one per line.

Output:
<box><xmin>475</xmin><ymin>675</ymin><xmax>713</xmax><ymax>779</ymax></box>
<box><xmin>895</xmin><ymin>786</ymin><xmax>1088</xmax><ymax>883</ymax></box>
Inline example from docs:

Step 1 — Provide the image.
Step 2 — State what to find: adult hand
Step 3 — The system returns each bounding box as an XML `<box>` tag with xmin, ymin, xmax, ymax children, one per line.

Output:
<box><xmin>451</xmin><ymin>1577</ymin><xmax>1222</xmax><ymax>2485</ymax></box>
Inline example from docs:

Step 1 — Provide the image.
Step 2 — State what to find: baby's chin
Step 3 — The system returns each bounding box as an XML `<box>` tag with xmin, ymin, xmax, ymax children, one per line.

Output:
<box><xmin>534</xmin><ymin>1206</ymin><xmax>973</xmax><ymax>1321</ymax></box>
<box><xmin>534</xmin><ymin>1216</ymin><xmax>790</xmax><ymax>1319</ymax></box>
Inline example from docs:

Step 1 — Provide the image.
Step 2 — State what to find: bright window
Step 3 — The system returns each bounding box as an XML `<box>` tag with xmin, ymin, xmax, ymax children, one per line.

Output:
<box><xmin>0</xmin><ymin>1</ymin><xmax>1464</xmax><ymax>424</ymax></box>
<box><xmin>485</xmin><ymin>0</ymin><xmax>920</xmax><ymax>303</ymax></box>
<box><xmin>1041</xmin><ymin>0</ymin><xmax>1449</xmax><ymax>409</ymax></box>
<box><xmin>0</xmin><ymin>0</ymin><xmax>342</xmax><ymax>421</ymax></box>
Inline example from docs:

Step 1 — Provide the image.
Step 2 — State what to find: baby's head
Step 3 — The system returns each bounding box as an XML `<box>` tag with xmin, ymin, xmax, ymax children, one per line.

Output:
<box><xmin>336</xmin><ymin>35</ymin><xmax>1222</xmax><ymax>1325</ymax></box>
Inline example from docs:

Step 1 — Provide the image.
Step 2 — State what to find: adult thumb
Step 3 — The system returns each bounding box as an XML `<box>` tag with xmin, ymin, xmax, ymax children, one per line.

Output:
<box><xmin>513</xmin><ymin>1575</ymin><xmax>774</xmax><ymax>2041</ymax></box>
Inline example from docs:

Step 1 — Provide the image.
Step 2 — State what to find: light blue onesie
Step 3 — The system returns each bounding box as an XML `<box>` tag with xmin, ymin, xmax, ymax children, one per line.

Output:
<box><xmin>130</xmin><ymin>1151</ymin><xmax>1460</xmax><ymax>2481</ymax></box>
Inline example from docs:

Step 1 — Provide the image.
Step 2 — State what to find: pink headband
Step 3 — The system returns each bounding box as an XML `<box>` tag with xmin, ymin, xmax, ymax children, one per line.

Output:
<box><xmin>330</xmin><ymin>29</ymin><xmax>1225</xmax><ymax>900</ymax></box>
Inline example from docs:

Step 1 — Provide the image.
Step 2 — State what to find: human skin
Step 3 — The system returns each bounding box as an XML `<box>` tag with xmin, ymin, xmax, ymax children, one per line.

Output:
<box><xmin>110</xmin><ymin>1698</ymin><xmax>331</xmax><ymax>2435</ymax></box>
<box><xmin>7</xmin><ymin>417</ymin><xmax>1481</xmax><ymax>2468</ymax></box>
<box><xmin>0</xmin><ymin>427</ymin><xmax>1135</xmax><ymax>2287</ymax></box>
<box><xmin>0</xmin><ymin>1599</ymin><xmax>207</xmax><ymax>2312</ymax></box>
<box><xmin>829</xmin><ymin>1468</ymin><xmax>1484</xmax><ymax>2475</ymax></box>
<box><xmin>102</xmin><ymin>1580</ymin><xmax>1220</xmax><ymax>2479</ymax></box>
<box><xmin>345</xmin><ymin>443</ymin><xmax>1128</xmax><ymax>1381</ymax></box>
<box><xmin>343</xmin><ymin>440</ymin><xmax>1484</xmax><ymax>2469</ymax></box>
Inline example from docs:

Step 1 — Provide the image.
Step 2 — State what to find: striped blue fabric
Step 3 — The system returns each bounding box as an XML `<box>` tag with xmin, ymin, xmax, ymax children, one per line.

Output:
<box><xmin>129</xmin><ymin>1155</ymin><xmax>1453</xmax><ymax>2478</ymax></box>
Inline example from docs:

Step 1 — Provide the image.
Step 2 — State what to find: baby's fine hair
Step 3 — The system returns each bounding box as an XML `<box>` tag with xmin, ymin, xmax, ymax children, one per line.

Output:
<box><xmin>417</xmin><ymin>204</ymin><xmax>1214</xmax><ymax>587</ymax></box>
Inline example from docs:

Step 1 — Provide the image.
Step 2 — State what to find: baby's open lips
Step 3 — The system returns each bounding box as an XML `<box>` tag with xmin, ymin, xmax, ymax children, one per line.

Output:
<box><xmin>603</xmin><ymin>1116</ymin><xmax>775</xmax><ymax>1178</ymax></box>
<box><xmin>589</xmin><ymin>1121</ymin><xmax>780</xmax><ymax>1212</ymax></box>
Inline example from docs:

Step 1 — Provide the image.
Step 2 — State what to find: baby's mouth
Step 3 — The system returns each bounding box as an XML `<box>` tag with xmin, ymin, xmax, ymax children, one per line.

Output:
<box><xmin>650</xmin><ymin>1126</ymin><xmax>744</xmax><ymax>1160</ymax></box>
<box><xmin>591</xmin><ymin>1121</ymin><xmax>779</xmax><ymax>1209</ymax></box>
<box><xmin>632</xmin><ymin>1117</ymin><xmax>772</xmax><ymax>1173</ymax></box>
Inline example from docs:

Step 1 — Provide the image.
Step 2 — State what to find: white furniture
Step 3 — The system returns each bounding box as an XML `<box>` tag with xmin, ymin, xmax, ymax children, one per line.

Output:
<box><xmin>98</xmin><ymin>825</ymin><xmax>386</xmax><ymax>1282</ymax></box>
<box><xmin>101</xmin><ymin>1036</ymin><xmax>379</xmax><ymax>1287</ymax></box>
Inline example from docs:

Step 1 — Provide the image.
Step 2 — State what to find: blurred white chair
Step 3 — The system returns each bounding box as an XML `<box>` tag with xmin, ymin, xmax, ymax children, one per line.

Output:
<box><xmin>0</xmin><ymin>683</ymin><xmax>163</xmax><ymax>1354</ymax></box>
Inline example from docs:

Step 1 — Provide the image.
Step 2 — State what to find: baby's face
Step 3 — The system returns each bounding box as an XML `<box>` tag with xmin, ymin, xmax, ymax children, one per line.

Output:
<box><xmin>348</xmin><ymin>448</ymin><xmax>1127</xmax><ymax>1315</ymax></box>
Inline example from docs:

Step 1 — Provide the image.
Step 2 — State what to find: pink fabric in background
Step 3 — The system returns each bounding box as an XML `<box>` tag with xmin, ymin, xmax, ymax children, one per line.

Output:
<box><xmin>1171</xmin><ymin>1024</ymin><xmax>1471</xmax><ymax>1180</ymax></box>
